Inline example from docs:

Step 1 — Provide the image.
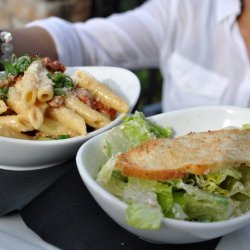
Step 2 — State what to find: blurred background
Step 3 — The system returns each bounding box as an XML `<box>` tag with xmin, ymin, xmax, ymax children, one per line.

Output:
<box><xmin>0</xmin><ymin>0</ymin><xmax>162</xmax><ymax>114</ymax></box>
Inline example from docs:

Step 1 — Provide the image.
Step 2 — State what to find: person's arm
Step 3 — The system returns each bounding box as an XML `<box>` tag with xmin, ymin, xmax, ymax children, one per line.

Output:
<box><xmin>12</xmin><ymin>26</ymin><xmax>58</xmax><ymax>60</ymax></box>
<box><xmin>21</xmin><ymin>0</ymin><xmax>174</xmax><ymax>67</ymax></box>
<box><xmin>5</xmin><ymin>0</ymin><xmax>175</xmax><ymax>68</ymax></box>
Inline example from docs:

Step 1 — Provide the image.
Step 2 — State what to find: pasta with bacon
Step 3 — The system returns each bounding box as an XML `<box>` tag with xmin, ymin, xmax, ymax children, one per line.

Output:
<box><xmin>0</xmin><ymin>55</ymin><xmax>129</xmax><ymax>140</ymax></box>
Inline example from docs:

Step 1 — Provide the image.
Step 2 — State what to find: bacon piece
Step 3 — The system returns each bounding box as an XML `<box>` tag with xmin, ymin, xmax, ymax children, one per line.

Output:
<box><xmin>42</xmin><ymin>57</ymin><xmax>66</xmax><ymax>73</ymax></box>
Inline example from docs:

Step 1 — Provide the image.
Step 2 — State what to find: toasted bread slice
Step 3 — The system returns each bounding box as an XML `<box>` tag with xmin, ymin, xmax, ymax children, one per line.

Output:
<box><xmin>114</xmin><ymin>129</ymin><xmax>250</xmax><ymax>180</ymax></box>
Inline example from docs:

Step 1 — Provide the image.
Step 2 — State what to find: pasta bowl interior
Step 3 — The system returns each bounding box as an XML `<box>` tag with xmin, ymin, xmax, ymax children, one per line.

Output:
<box><xmin>76</xmin><ymin>106</ymin><xmax>250</xmax><ymax>244</ymax></box>
<box><xmin>0</xmin><ymin>65</ymin><xmax>140</xmax><ymax>170</ymax></box>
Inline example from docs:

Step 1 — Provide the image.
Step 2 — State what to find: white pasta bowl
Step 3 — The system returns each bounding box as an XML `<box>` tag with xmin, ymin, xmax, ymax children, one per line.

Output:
<box><xmin>76</xmin><ymin>105</ymin><xmax>250</xmax><ymax>244</ymax></box>
<box><xmin>0</xmin><ymin>66</ymin><xmax>140</xmax><ymax>170</ymax></box>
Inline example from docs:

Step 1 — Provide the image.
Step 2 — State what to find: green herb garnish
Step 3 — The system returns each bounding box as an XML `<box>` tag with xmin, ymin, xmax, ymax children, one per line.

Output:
<box><xmin>50</xmin><ymin>72</ymin><xmax>75</xmax><ymax>96</ymax></box>
<box><xmin>56</xmin><ymin>134</ymin><xmax>71</xmax><ymax>140</ymax></box>
<box><xmin>0</xmin><ymin>87</ymin><xmax>9</xmax><ymax>101</ymax></box>
<box><xmin>1</xmin><ymin>54</ymin><xmax>39</xmax><ymax>76</ymax></box>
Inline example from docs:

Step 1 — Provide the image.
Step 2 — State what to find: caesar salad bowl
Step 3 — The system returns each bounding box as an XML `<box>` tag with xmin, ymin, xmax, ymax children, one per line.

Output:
<box><xmin>76</xmin><ymin>106</ymin><xmax>250</xmax><ymax>244</ymax></box>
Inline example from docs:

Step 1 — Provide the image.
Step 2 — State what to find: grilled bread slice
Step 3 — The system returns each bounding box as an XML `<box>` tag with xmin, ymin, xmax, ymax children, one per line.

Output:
<box><xmin>114</xmin><ymin>128</ymin><xmax>250</xmax><ymax>180</ymax></box>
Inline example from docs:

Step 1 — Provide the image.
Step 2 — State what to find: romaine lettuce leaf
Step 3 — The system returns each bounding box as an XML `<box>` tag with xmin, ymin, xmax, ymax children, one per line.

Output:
<box><xmin>171</xmin><ymin>180</ymin><xmax>233</xmax><ymax>221</ymax></box>
<box><xmin>97</xmin><ymin>111</ymin><xmax>172</xmax><ymax>184</ymax></box>
<box><xmin>195</xmin><ymin>168</ymin><xmax>242</xmax><ymax>196</ymax></box>
<box><xmin>96</xmin><ymin>156</ymin><xmax>115</xmax><ymax>185</ymax></box>
<box><xmin>126</xmin><ymin>202</ymin><xmax>163</xmax><ymax>230</ymax></box>
<box><xmin>102</xmin><ymin>111</ymin><xmax>172</xmax><ymax>157</ymax></box>
<box><xmin>101</xmin><ymin>172</ymin><xmax>127</xmax><ymax>199</ymax></box>
<box><xmin>123</xmin><ymin>177</ymin><xmax>163</xmax><ymax>229</ymax></box>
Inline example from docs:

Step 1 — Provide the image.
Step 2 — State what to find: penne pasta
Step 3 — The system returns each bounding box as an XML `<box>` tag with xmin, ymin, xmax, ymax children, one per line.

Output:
<box><xmin>16</xmin><ymin>115</ymin><xmax>34</xmax><ymax>132</ymax></box>
<box><xmin>20</xmin><ymin>82</ymin><xmax>37</xmax><ymax>107</ymax></box>
<box><xmin>0</xmin><ymin>55</ymin><xmax>129</xmax><ymax>140</ymax></box>
<box><xmin>0</xmin><ymin>100</ymin><xmax>7</xmax><ymax>115</ymax></box>
<box><xmin>37</xmin><ymin>85</ymin><xmax>54</xmax><ymax>102</ymax></box>
<box><xmin>47</xmin><ymin>107</ymin><xmax>87</xmax><ymax>136</ymax></box>
<box><xmin>36</xmin><ymin>101</ymin><xmax>49</xmax><ymax>114</ymax></box>
<box><xmin>7</xmin><ymin>87</ymin><xmax>21</xmax><ymax>113</ymax></box>
<box><xmin>7</xmin><ymin>85</ymin><xmax>44</xmax><ymax>129</ymax></box>
<box><xmin>16</xmin><ymin>60</ymin><xmax>54</xmax><ymax>106</ymax></box>
<box><xmin>0</xmin><ymin>124</ymin><xmax>31</xmax><ymax>139</ymax></box>
<box><xmin>0</xmin><ymin>115</ymin><xmax>33</xmax><ymax>132</ymax></box>
<box><xmin>65</xmin><ymin>94</ymin><xmax>110</xmax><ymax>129</ymax></box>
<box><xmin>75</xmin><ymin>70</ymin><xmax>129</xmax><ymax>113</ymax></box>
<box><xmin>40</xmin><ymin>117</ymin><xmax>79</xmax><ymax>138</ymax></box>
<box><xmin>26</xmin><ymin>105</ymin><xmax>44</xmax><ymax>130</ymax></box>
<box><xmin>15</xmin><ymin>69</ymin><xmax>37</xmax><ymax>107</ymax></box>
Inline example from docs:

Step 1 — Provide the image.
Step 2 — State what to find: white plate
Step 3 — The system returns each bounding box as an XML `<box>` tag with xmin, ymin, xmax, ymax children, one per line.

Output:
<box><xmin>216</xmin><ymin>224</ymin><xmax>250</xmax><ymax>250</ymax></box>
<box><xmin>0</xmin><ymin>66</ymin><xmax>140</xmax><ymax>171</ymax></box>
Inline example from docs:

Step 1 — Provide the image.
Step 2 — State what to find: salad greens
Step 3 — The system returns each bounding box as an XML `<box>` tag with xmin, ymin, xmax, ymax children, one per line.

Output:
<box><xmin>0</xmin><ymin>54</ymin><xmax>75</xmax><ymax>97</ymax></box>
<box><xmin>47</xmin><ymin>71</ymin><xmax>75</xmax><ymax>96</ymax></box>
<box><xmin>1</xmin><ymin>54</ymin><xmax>37</xmax><ymax>76</ymax></box>
<box><xmin>0</xmin><ymin>87</ymin><xmax>8</xmax><ymax>101</ymax></box>
<box><xmin>97</xmin><ymin>112</ymin><xmax>250</xmax><ymax>229</ymax></box>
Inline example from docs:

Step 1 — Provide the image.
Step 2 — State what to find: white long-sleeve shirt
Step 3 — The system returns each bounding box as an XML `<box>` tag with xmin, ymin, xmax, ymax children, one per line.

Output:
<box><xmin>28</xmin><ymin>0</ymin><xmax>250</xmax><ymax>112</ymax></box>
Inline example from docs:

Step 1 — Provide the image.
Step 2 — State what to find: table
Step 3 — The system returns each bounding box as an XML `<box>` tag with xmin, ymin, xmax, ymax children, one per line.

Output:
<box><xmin>0</xmin><ymin>160</ymin><xmax>223</xmax><ymax>250</ymax></box>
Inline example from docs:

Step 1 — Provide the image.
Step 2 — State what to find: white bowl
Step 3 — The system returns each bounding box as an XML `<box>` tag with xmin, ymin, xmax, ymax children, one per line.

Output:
<box><xmin>0</xmin><ymin>66</ymin><xmax>140</xmax><ymax>171</ymax></box>
<box><xmin>76</xmin><ymin>105</ymin><xmax>250</xmax><ymax>244</ymax></box>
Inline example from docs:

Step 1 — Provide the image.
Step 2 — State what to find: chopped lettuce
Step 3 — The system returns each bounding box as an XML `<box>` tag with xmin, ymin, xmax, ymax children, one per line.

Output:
<box><xmin>101</xmin><ymin>111</ymin><xmax>172</xmax><ymax>158</ymax></box>
<box><xmin>97</xmin><ymin>111</ymin><xmax>172</xmax><ymax>229</ymax></box>
<box><xmin>96</xmin><ymin>156</ymin><xmax>116</xmax><ymax>186</ymax></box>
<box><xmin>126</xmin><ymin>202</ymin><xmax>163</xmax><ymax>230</ymax></box>
<box><xmin>124</xmin><ymin>178</ymin><xmax>163</xmax><ymax>229</ymax></box>
<box><xmin>102</xmin><ymin>171</ymin><xmax>127</xmax><ymax>199</ymax></box>
<box><xmin>174</xmin><ymin>180</ymin><xmax>233</xmax><ymax>221</ymax></box>
<box><xmin>195</xmin><ymin>168</ymin><xmax>242</xmax><ymax>196</ymax></box>
<box><xmin>96</xmin><ymin>113</ymin><xmax>250</xmax><ymax>229</ymax></box>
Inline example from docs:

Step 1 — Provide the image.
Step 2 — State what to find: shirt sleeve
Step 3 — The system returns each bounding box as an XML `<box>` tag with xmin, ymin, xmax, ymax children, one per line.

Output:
<box><xmin>27</xmin><ymin>0</ymin><xmax>175</xmax><ymax>68</ymax></box>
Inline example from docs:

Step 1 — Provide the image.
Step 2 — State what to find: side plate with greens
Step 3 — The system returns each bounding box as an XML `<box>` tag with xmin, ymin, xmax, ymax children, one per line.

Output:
<box><xmin>76</xmin><ymin>106</ymin><xmax>250</xmax><ymax>244</ymax></box>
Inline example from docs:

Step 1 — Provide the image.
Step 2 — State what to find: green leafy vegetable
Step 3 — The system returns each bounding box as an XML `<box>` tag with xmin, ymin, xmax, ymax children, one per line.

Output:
<box><xmin>14</xmin><ymin>55</ymin><xmax>32</xmax><ymax>73</ymax></box>
<box><xmin>124</xmin><ymin>178</ymin><xmax>163</xmax><ymax>229</ymax></box>
<box><xmin>50</xmin><ymin>72</ymin><xmax>75</xmax><ymax>96</ymax></box>
<box><xmin>0</xmin><ymin>87</ymin><xmax>9</xmax><ymax>101</ymax></box>
<box><xmin>101</xmin><ymin>111</ymin><xmax>172</xmax><ymax>158</ymax></box>
<box><xmin>56</xmin><ymin>134</ymin><xmax>71</xmax><ymax>140</ymax></box>
<box><xmin>174</xmin><ymin>180</ymin><xmax>233</xmax><ymax>221</ymax></box>
<box><xmin>1</xmin><ymin>54</ymin><xmax>38</xmax><ymax>76</ymax></box>
<box><xmin>97</xmin><ymin>112</ymin><xmax>172</xmax><ymax>229</ymax></box>
<box><xmin>126</xmin><ymin>202</ymin><xmax>163</xmax><ymax>230</ymax></box>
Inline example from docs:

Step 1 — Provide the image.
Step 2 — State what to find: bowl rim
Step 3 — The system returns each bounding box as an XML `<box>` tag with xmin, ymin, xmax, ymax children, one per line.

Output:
<box><xmin>76</xmin><ymin>105</ymin><xmax>250</xmax><ymax>229</ymax></box>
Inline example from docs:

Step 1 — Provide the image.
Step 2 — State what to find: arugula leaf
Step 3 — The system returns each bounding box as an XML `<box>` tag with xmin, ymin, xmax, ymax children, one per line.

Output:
<box><xmin>2</xmin><ymin>60</ymin><xmax>18</xmax><ymax>76</ymax></box>
<box><xmin>51</xmin><ymin>72</ymin><xmax>75</xmax><ymax>96</ymax></box>
<box><xmin>1</xmin><ymin>54</ymin><xmax>38</xmax><ymax>76</ymax></box>
<box><xmin>14</xmin><ymin>55</ymin><xmax>32</xmax><ymax>73</ymax></box>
